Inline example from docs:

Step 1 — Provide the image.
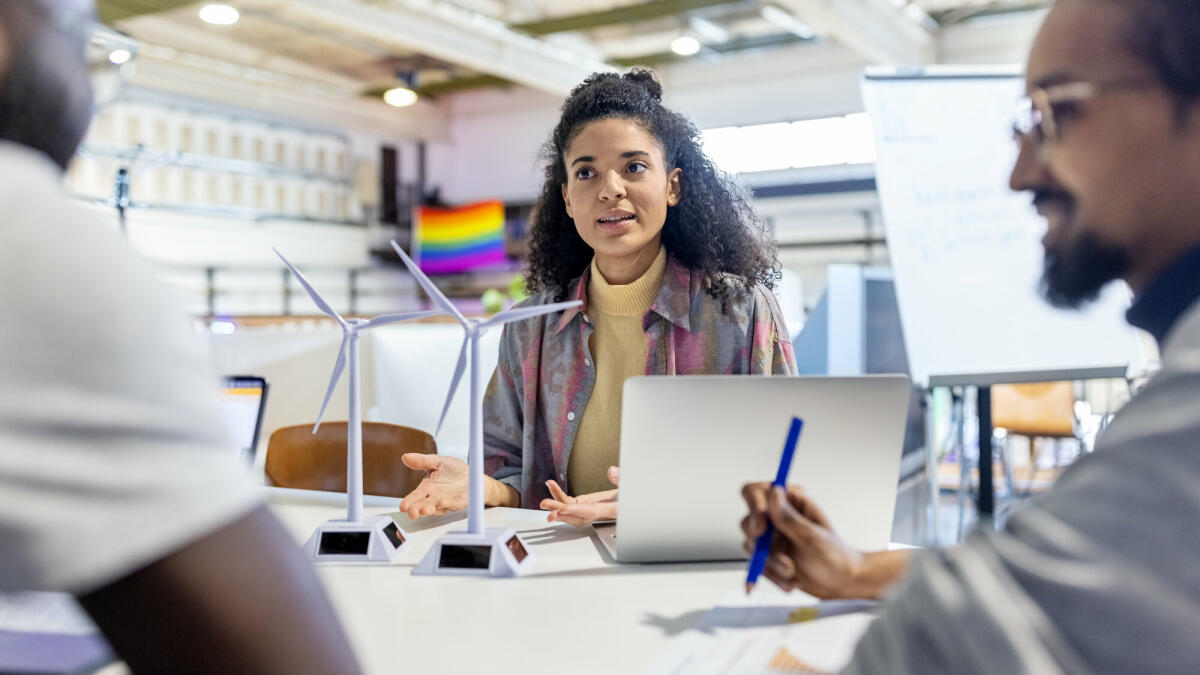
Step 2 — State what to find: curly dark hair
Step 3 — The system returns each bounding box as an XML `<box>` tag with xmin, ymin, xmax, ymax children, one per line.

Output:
<box><xmin>525</xmin><ymin>69</ymin><xmax>779</xmax><ymax>303</ymax></box>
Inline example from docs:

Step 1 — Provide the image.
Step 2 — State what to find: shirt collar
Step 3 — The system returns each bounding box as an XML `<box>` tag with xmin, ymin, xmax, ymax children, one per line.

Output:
<box><xmin>647</xmin><ymin>253</ymin><xmax>695</xmax><ymax>332</ymax></box>
<box><xmin>554</xmin><ymin>251</ymin><xmax>696</xmax><ymax>334</ymax></box>
<box><xmin>1126</xmin><ymin>242</ymin><xmax>1200</xmax><ymax>345</ymax></box>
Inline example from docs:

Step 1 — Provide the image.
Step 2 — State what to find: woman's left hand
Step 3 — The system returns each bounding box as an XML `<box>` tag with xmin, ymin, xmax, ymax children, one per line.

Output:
<box><xmin>540</xmin><ymin>466</ymin><xmax>620</xmax><ymax>526</ymax></box>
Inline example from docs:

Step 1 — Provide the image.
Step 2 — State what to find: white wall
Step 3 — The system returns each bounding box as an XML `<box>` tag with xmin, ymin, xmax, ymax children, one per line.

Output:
<box><xmin>425</xmin><ymin>88</ymin><xmax>563</xmax><ymax>204</ymax></box>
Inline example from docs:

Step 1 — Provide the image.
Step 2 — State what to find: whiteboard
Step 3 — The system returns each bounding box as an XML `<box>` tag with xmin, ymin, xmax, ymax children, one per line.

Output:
<box><xmin>861</xmin><ymin>69</ymin><xmax>1148</xmax><ymax>387</ymax></box>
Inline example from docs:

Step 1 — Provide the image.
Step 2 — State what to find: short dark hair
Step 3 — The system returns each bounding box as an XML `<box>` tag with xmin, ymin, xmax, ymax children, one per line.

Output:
<box><xmin>525</xmin><ymin>69</ymin><xmax>779</xmax><ymax>303</ymax></box>
<box><xmin>1115</xmin><ymin>0</ymin><xmax>1200</xmax><ymax>106</ymax></box>
<box><xmin>0</xmin><ymin>0</ymin><xmax>94</xmax><ymax>169</ymax></box>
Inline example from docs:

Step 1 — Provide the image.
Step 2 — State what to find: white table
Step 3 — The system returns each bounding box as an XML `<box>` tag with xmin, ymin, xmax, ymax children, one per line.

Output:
<box><xmin>270</xmin><ymin>500</ymin><xmax>875</xmax><ymax>675</ymax></box>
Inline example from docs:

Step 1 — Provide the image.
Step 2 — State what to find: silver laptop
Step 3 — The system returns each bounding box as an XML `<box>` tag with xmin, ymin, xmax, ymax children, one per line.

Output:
<box><xmin>594</xmin><ymin>375</ymin><xmax>911</xmax><ymax>563</ymax></box>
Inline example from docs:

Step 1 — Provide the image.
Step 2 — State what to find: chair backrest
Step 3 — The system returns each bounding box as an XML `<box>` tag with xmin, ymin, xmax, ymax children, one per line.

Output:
<box><xmin>264</xmin><ymin>422</ymin><xmax>436</xmax><ymax>498</ymax></box>
<box><xmin>992</xmin><ymin>382</ymin><xmax>1076</xmax><ymax>438</ymax></box>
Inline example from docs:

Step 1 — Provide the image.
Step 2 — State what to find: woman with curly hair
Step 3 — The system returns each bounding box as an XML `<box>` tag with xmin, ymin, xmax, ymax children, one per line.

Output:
<box><xmin>398</xmin><ymin>69</ymin><xmax>797</xmax><ymax>526</ymax></box>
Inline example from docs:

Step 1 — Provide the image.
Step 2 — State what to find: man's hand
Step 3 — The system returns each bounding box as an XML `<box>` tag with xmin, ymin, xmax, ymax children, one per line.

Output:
<box><xmin>741</xmin><ymin>483</ymin><xmax>907</xmax><ymax>600</ymax></box>
<box><xmin>540</xmin><ymin>466</ymin><xmax>620</xmax><ymax>527</ymax></box>
<box><xmin>398</xmin><ymin>454</ymin><xmax>469</xmax><ymax>519</ymax></box>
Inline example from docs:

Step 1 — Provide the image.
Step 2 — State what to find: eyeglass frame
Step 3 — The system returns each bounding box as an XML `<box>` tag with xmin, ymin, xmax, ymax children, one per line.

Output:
<box><xmin>1011</xmin><ymin>77</ymin><xmax>1162</xmax><ymax>152</ymax></box>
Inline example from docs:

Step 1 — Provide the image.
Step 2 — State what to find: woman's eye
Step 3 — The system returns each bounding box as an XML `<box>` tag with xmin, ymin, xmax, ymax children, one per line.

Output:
<box><xmin>628</xmin><ymin>162</ymin><xmax>647</xmax><ymax>174</ymax></box>
<box><xmin>575</xmin><ymin>168</ymin><xmax>594</xmax><ymax>180</ymax></box>
<box><xmin>1050</xmin><ymin>101</ymin><xmax>1080</xmax><ymax>121</ymax></box>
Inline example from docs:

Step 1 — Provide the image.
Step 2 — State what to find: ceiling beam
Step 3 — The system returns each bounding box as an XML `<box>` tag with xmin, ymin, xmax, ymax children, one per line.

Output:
<box><xmin>411</xmin><ymin>32</ymin><xmax>811</xmax><ymax>96</ymax></box>
<box><xmin>118</xmin><ymin>14</ymin><xmax>366</xmax><ymax>92</ymax></box>
<box><xmin>412</xmin><ymin>74</ymin><xmax>511</xmax><ymax>98</ymax></box>
<box><xmin>613</xmin><ymin>32</ymin><xmax>810</xmax><ymax>68</ymax></box>
<box><xmin>282</xmin><ymin>0</ymin><xmax>616</xmax><ymax>97</ymax></box>
<box><xmin>97</xmin><ymin>0</ymin><xmax>196</xmax><ymax>24</ymax></box>
<box><xmin>931</xmin><ymin>1</ymin><xmax>1050</xmax><ymax>27</ymax></box>
<box><xmin>772</xmin><ymin>0</ymin><xmax>935</xmax><ymax>65</ymax></box>
<box><xmin>512</xmin><ymin>0</ymin><xmax>742</xmax><ymax>35</ymax></box>
<box><xmin>127</xmin><ymin>43</ymin><xmax>449</xmax><ymax>141</ymax></box>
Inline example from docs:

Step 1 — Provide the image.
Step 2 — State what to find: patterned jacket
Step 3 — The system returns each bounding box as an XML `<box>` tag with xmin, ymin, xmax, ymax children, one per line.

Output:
<box><xmin>483</xmin><ymin>253</ymin><xmax>798</xmax><ymax>508</ymax></box>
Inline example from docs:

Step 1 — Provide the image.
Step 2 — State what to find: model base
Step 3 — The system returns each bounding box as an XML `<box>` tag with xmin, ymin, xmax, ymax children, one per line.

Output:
<box><xmin>412</xmin><ymin>527</ymin><xmax>535</xmax><ymax>577</ymax></box>
<box><xmin>302</xmin><ymin>516</ymin><xmax>410</xmax><ymax>563</ymax></box>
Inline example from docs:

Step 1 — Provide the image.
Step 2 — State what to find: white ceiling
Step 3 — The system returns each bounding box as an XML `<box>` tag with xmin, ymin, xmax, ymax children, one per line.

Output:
<box><xmin>107</xmin><ymin>0</ymin><xmax>1046</xmax><ymax>130</ymax></box>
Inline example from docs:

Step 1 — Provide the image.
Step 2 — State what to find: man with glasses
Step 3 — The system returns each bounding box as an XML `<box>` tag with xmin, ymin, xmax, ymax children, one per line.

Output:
<box><xmin>0</xmin><ymin>2</ymin><xmax>359</xmax><ymax>672</ymax></box>
<box><xmin>742</xmin><ymin>0</ymin><xmax>1200</xmax><ymax>671</ymax></box>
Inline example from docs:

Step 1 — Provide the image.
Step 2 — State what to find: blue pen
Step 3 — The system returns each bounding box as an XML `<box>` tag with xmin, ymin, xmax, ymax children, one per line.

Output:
<box><xmin>746</xmin><ymin>416</ymin><xmax>804</xmax><ymax>594</ymax></box>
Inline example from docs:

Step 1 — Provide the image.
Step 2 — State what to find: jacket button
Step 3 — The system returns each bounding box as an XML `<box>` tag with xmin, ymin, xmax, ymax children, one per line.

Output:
<box><xmin>567</xmin><ymin>411</ymin><xmax>576</xmax><ymax>421</ymax></box>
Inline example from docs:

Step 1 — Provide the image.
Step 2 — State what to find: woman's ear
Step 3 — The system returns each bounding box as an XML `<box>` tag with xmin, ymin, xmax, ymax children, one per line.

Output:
<box><xmin>666</xmin><ymin>167</ymin><xmax>682</xmax><ymax>207</ymax></box>
<box><xmin>561</xmin><ymin>184</ymin><xmax>574</xmax><ymax>218</ymax></box>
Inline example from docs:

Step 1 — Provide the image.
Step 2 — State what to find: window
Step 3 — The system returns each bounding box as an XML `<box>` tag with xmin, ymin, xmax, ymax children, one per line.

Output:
<box><xmin>701</xmin><ymin>113</ymin><xmax>876</xmax><ymax>174</ymax></box>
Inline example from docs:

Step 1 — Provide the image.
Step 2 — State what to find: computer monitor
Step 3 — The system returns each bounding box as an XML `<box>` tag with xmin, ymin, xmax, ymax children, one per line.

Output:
<box><xmin>217</xmin><ymin>375</ymin><xmax>268</xmax><ymax>462</ymax></box>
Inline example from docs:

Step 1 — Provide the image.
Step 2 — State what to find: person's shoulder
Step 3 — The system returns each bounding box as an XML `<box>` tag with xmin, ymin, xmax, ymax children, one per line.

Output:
<box><xmin>1162</xmin><ymin>298</ymin><xmax>1200</xmax><ymax>369</ymax></box>
<box><xmin>512</xmin><ymin>286</ymin><xmax>564</xmax><ymax>309</ymax></box>
<box><xmin>693</xmin><ymin>275</ymin><xmax>779</xmax><ymax>315</ymax></box>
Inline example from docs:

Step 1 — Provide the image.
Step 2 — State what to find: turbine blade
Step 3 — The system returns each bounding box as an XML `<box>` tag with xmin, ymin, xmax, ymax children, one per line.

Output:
<box><xmin>274</xmin><ymin>248</ymin><xmax>346</xmax><ymax>326</ymax></box>
<box><xmin>361</xmin><ymin>309</ymin><xmax>442</xmax><ymax>330</ymax></box>
<box><xmin>478</xmin><ymin>300</ymin><xmax>583</xmax><ymax>330</ymax></box>
<box><xmin>435</xmin><ymin>336</ymin><xmax>469</xmax><ymax>438</ymax></box>
<box><xmin>388</xmin><ymin>240</ymin><xmax>466</xmax><ymax>324</ymax></box>
<box><xmin>313</xmin><ymin>333</ymin><xmax>348</xmax><ymax>433</ymax></box>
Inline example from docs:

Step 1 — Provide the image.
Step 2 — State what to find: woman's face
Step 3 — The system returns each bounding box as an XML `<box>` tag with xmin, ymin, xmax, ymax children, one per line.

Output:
<box><xmin>561</xmin><ymin>118</ymin><xmax>681</xmax><ymax>272</ymax></box>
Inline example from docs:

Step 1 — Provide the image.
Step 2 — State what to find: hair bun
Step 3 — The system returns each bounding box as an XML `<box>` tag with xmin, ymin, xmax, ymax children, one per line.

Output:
<box><xmin>623</xmin><ymin>69</ymin><xmax>663</xmax><ymax>102</ymax></box>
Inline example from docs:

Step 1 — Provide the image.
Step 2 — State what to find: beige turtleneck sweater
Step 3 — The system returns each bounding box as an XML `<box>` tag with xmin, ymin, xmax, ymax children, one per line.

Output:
<box><xmin>567</xmin><ymin>246</ymin><xmax>667</xmax><ymax>496</ymax></box>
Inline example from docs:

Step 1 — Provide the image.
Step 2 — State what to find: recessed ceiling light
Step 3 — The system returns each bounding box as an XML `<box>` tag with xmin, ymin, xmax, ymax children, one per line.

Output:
<box><xmin>383</xmin><ymin>87</ymin><xmax>418</xmax><ymax>108</ymax></box>
<box><xmin>670</xmin><ymin>36</ymin><xmax>701</xmax><ymax>56</ymax></box>
<box><xmin>199</xmin><ymin>4</ymin><xmax>239</xmax><ymax>25</ymax></box>
<box><xmin>108</xmin><ymin>49</ymin><xmax>132</xmax><ymax>65</ymax></box>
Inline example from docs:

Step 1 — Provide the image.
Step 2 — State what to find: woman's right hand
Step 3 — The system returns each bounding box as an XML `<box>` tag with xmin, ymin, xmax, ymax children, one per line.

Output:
<box><xmin>398</xmin><ymin>453</ymin><xmax>469</xmax><ymax>519</ymax></box>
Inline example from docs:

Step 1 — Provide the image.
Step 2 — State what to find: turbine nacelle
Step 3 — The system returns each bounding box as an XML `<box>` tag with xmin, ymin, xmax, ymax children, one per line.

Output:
<box><xmin>387</xmin><ymin>240</ymin><xmax>581</xmax><ymax>437</ymax></box>
<box><xmin>274</xmin><ymin>247</ymin><xmax>440</xmax><ymax>432</ymax></box>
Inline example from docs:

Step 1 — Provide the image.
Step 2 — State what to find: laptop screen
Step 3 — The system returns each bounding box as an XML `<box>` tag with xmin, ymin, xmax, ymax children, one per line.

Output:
<box><xmin>218</xmin><ymin>376</ymin><xmax>268</xmax><ymax>462</ymax></box>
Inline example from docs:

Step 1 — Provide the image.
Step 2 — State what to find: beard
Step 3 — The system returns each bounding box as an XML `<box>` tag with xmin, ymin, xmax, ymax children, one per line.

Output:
<box><xmin>1040</xmin><ymin>229</ymin><xmax>1130</xmax><ymax>309</ymax></box>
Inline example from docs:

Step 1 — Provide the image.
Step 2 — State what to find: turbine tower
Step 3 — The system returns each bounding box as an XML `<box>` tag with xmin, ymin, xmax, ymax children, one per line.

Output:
<box><xmin>276</xmin><ymin>248</ymin><xmax>440</xmax><ymax>562</ymax></box>
<box><xmin>389</xmin><ymin>240</ymin><xmax>581</xmax><ymax>576</ymax></box>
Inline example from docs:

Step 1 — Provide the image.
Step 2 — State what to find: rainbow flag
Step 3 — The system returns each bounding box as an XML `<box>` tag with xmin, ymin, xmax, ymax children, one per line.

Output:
<box><xmin>415</xmin><ymin>200</ymin><xmax>507</xmax><ymax>275</ymax></box>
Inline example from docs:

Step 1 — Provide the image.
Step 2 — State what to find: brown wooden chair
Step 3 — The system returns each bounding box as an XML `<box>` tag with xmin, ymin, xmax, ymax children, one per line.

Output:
<box><xmin>992</xmin><ymin>381</ymin><xmax>1078</xmax><ymax>496</ymax></box>
<box><xmin>264</xmin><ymin>422</ymin><xmax>436</xmax><ymax>498</ymax></box>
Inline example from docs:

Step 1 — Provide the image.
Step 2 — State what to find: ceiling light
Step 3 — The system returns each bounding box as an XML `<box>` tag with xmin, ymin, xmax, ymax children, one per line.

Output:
<box><xmin>760</xmin><ymin>5</ymin><xmax>816</xmax><ymax>40</ymax></box>
<box><xmin>688</xmin><ymin>16</ymin><xmax>730</xmax><ymax>44</ymax></box>
<box><xmin>199</xmin><ymin>4</ymin><xmax>240</xmax><ymax>25</ymax></box>
<box><xmin>383</xmin><ymin>87</ymin><xmax>418</xmax><ymax>107</ymax></box>
<box><xmin>108</xmin><ymin>49</ymin><xmax>132</xmax><ymax>65</ymax></box>
<box><xmin>670</xmin><ymin>36</ymin><xmax>701</xmax><ymax>56</ymax></box>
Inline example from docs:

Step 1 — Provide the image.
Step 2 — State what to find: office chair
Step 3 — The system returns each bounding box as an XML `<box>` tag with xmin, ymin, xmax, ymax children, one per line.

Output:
<box><xmin>992</xmin><ymin>381</ymin><xmax>1078</xmax><ymax>497</ymax></box>
<box><xmin>264</xmin><ymin>422</ymin><xmax>436</xmax><ymax>498</ymax></box>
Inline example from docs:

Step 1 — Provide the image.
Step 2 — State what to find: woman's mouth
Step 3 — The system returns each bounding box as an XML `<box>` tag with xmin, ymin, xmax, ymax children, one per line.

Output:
<box><xmin>596</xmin><ymin>211</ymin><xmax>636</xmax><ymax>230</ymax></box>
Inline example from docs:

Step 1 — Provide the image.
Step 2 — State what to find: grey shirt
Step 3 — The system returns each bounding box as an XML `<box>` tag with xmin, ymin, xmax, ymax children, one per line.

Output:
<box><xmin>844</xmin><ymin>300</ymin><xmax>1200</xmax><ymax>674</ymax></box>
<box><xmin>0</xmin><ymin>142</ymin><xmax>258</xmax><ymax>593</ymax></box>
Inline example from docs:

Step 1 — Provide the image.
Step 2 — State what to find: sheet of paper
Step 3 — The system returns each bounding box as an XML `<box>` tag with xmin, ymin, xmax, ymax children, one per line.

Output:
<box><xmin>644</xmin><ymin>588</ymin><xmax>878</xmax><ymax>675</ymax></box>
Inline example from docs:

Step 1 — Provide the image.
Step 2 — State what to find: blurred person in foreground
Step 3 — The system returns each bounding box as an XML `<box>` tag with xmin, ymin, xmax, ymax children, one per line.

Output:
<box><xmin>0</xmin><ymin>1</ymin><xmax>359</xmax><ymax>671</ymax></box>
<box><xmin>742</xmin><ymin>0</ymin><xmax>1200</xmax><ymax>672</ymax></box>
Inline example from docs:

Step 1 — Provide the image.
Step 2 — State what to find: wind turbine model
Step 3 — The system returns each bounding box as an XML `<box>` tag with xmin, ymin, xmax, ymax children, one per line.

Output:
<box><xmin>388</xmin><ymin>240</ymin><xmax>582</xmax><ymax>577</ymax></box>
<box><xmin>275</xmin><ymin>248</ymin><xmax>440</xmax><ymax>563</ymax></box>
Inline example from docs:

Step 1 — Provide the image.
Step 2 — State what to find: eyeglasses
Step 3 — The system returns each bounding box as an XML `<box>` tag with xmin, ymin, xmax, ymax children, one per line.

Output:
<box><xmin>1012</xmin><ymin>77</ymin><xmax>1161</xmax><ymax>150</ymax></box>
